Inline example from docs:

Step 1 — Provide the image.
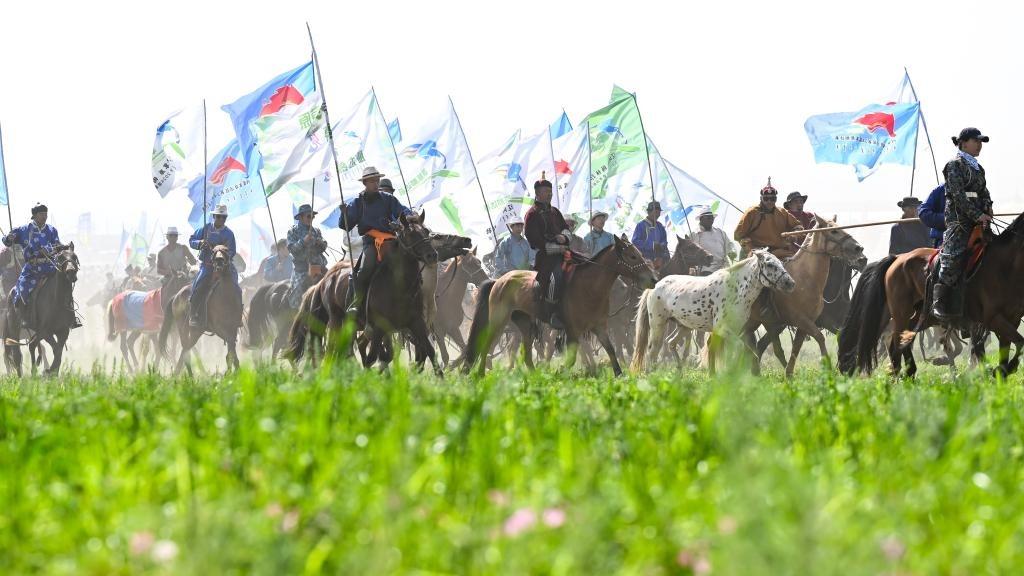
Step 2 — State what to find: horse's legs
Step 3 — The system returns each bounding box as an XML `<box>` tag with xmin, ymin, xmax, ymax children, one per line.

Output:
<box><xmin>707</xmin><ymin>332</ymin><xmax>722</xmax><ymax>375</ymax></box>
<box><xmin>176</xmin><ymin>327</ymin><xmax>200</xmax><ymax>376</ymax></box>
<box><xmin>511</xmin><ymin>313</ymin><xmax>534</xmax><ymax>370</ymax></box>
<box><xmin>594</xmin><ymin>325</ymin><xmax>622</xmax><ymax>376</ymax></box>
<box><xmin>785</xmin><ymin>329</ymin><xmax>808</xmax><ymax>378</ymax></box>
<box><xmin>474</xmin><ymin>305</ymin><xmax>513</xmax><ymax>377</ymax></box>
<box><xmin>45</xmin><ymin>332</ymin><xmax>68</xmax><ymax>375</ymax></box>
<box><xmin>643</xmin><ymin>311</ymin><xmax>669</xmax><ymax>373</ymax></box>
<box><xmin>434</xmin><ymin>328</ymin><xmax>451</xmax><ymax>367</ymax></box>
<box><xmin>127</xmin><ymin>332</ymin><xmax>142</xmax><ymax>372</ymax></box>
<box><xmin>225</xmin><ymin>333</ymin><xmax>240</xmax><ymax>373</ymax></box>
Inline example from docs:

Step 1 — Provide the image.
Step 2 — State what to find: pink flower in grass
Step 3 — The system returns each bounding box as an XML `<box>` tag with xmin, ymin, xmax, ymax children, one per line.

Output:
<box><xmin>542</xmin><ymin>507</ymin><xmax>566</xmax><ymax>528</ymax></box>
<box><xmin>129</xmin><ymin>531</ymin><xmax>155</xmax><ymax>556</ymax></box>
<box><xmin>503</xmin><ymin>508</ymin><xmax>537</xmax><ymax>537</ymax></box>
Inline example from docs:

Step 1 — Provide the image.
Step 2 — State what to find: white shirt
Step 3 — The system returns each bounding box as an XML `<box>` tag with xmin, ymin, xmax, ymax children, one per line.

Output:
<box><xmin>687</xmin><ymin>226</ymin><xmax>733</xmax><ymax>273</ymax></box>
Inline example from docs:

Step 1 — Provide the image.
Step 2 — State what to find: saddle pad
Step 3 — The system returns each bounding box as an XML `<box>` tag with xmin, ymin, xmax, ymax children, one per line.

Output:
<box><xmin>926</xmin><ymin>227</ymin><xmax>986</xmax><ymax>277</ymax></box>
<box><xmin>112</xmin><ymin>289</ymin><xmax>163</xmax><ymax>331</ymax></box>
<box><xmin>366</xmin><ymin>230</ymin><xmax>396</xmax><ymax>261</ymax></box>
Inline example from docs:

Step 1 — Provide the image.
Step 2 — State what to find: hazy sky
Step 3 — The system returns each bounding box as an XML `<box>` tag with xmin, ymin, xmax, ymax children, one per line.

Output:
<box><xmin>0</xmin><ymin>0</ymin><xmax>1019</xmax><ymax>259</ymax></box>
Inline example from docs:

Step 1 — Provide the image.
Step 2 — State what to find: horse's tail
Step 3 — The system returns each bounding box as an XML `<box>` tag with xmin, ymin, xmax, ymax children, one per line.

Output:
<box><xmin>106</xmin><ymin>300</ymin><xmax>117</xmax><ymax>341</ymax></box>
<box><xmin>283</xmin><ymin>286</ymin><xmax>316</xmax><ymax>362</ymax></box>
<box><xmin>245</xmin><ymin>283</ymin><xmax>274</xmax><ymax>349</ymax></box>
<box><xmin>837</xmin><ymin>255</ymin><xmax>897</xmax><ymax>375</ymax></box>
<box><xmin>463</xmin><ymin>279</ymin><xmax>495</xmax><ymax>370</ymax></box>
<box><xmin>157</xmin><ymin>289</ymin><xmax>178</xmax><ymax>359</ymax></box>
<box><xmin>630</xmin><ymin>289</ymin><xmax>653</xmax><ymax>373</ymax></box>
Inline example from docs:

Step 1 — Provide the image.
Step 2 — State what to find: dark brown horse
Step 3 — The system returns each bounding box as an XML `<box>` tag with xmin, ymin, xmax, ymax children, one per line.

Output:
<box><xmin>433</xmin><ymin>247</ymin><xmax>489</xmax><ymax>365</ymax></box>
<box><xmin>283</xmin><ymin>262</ymin><xmax>349</xmax><ymax>367</ymax></box>
<box><xmin>106</xmin><ymin>270</ymin><xmax>191</xmax><ymax>372</ymax></box>
<box><xmin>4</xmin><ymin>243</ymin><xmax>80</xmax><ymax>376</ymax></box>
<box><xmin>158</xmin><ymin>246</ymin><xmax>244</xmax><ymax>374</ymax></box>
<box><xmin>464</xmin><ymin>235</ymin><xmax>657</xmax><ymax>376</ymax></box>
<box><xmin>838</xmin><ymin>216</ymin><xmax>1024</xmax><ymax>377</ymax></box>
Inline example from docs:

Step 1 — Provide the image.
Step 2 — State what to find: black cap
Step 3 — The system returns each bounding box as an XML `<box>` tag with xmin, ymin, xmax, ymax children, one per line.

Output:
<box><xmin>31</xmin><ymin>204</ymin><xmax>48</xmax><ymax>215</ymax></box>
<box><xmin>954</xmin><ymin>127</ymin><xmax>989</xmax><ymax>145</ymax></box>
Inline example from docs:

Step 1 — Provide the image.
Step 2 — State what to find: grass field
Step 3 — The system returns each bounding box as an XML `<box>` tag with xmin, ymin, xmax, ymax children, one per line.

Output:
<box><xmin>2</xmin><ymin>359</ymin><xmax>1023</xmax><ymax>574</ymax></box>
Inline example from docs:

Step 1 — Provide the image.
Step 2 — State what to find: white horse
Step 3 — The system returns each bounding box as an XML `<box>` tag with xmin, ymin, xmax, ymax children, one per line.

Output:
<box><xmin>631</xmin><ymin>249</ymin><xmax>796</xmax><ymax>374</ymax></box>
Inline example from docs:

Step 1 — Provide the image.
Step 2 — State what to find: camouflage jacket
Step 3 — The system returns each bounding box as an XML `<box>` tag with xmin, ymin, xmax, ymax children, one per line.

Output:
<box><xmin>943</xmin><ymin>155</ymin><xmax>991</xmax><ymax>230</ymax></box>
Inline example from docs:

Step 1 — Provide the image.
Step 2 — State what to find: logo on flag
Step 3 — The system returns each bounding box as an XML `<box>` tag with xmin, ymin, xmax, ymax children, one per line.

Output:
<box><xmin>260</xmin><ymin>86</ymin><xmax>305</xmax><ymax>116</ymax></box>
<box><xmin>853</xmin><ymin>111</ymin><xmax>896</xmax><ymax>137</ymax></box>
<box><xmin>210</xmin><ymin>156</ymin><xmax>247</xmax><ymax>185</ymax></box>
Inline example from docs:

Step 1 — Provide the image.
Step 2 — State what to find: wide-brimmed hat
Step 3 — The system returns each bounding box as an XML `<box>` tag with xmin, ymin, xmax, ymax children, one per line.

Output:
<box><xmin>166</xmin><ymin>226</ymin><xmax>179</xmax><ymax>235</ymax></box>
<box><xmin>590</xmin><ymin>210</ymin><xmax>609</xmax><ymax>225</ymax></box>
<box><xmin>698</xmin><ymin>207</ymin><xmax>715</xmax><ymax>218</ymax></box>
<box><xmin>646</xmin><ymin>201</ymin><xmax>661</xmax><ymax>212</ymax></box>
<box><xmin>360</xmin><ymin>166</ymin><xmax>385</xmax><ymax>181</ymax></box>
<box><xmin>897</xmin><ymin>196</ymin><xmax>922</xmax><ymax>208</ymax></box>
<box><xmin>379</xmin><ymin>178</ymin><xmax>395</xmax><ymax>192</ymax></box>
<box><xmin>294</xmin><ymin>204</ymin><xmax>318</xmax><ymax>219</ymax></box>
<box><xmin>783</xmin><ymin>191</ymin><xmax>808</xmax><ymax>208</ymax></box>
<box><xmin>211</xmin><ymin>204</ymin><xmax>228</xmax><ymax>217</ymax></box>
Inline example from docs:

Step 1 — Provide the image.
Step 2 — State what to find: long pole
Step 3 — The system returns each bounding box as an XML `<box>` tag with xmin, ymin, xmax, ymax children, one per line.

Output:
<box><xmin>448</xmin><ymin>96</ymin><xmax>497</xmax><ymax>248</ymax></box>
<box><xmin>306</xmin><ymin>22</ymin><xmax>355</xmax><ymax>269</ymax></box>
<box><xmin>780</xmin><ymin>214</ymin><xmax>1022</xmax><ymax>237</ymax></box>
<box><xmin>202</xmin><ymin>99</ymin><xmax>209</xmax><ymax>246</ymax></box>
<box><xmin>0</xmin><ymin>121</ymin><xmax>12</xmax><ymax>232</ymax></box>
<box><xmin>548</xmin><ymin>113</ymin><xmax>562</xmax><ymax>209</ymax></box>
<box><xmin>260</xmin><ymin>172</ymin><xmax>278</xmax><ymax>245</ymax></box>
<box><xmin>909</xmin><ymin>110</ymin><xmax>920</xmax><ymax>197</ymax></box>
<box><xmin>586</xmin><ymin>120</ymin><xmax>593</xmax><ymax>229</ymax></box>
<box><xmin>904</xmin><ymin>68</ymin><xmax>941</xmax><ymax>185</ymax></box>
<box><xmin>373</xmin><ymin>86</ymin><xmax>412</xmax><ymax>206</ymax></box>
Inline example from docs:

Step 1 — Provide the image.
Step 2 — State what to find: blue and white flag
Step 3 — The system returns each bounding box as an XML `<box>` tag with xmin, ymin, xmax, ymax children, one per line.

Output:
<box><xmin>804</xmin><ymin>102</ymin><xmax>920</xmax><ymax>180</ymax></box>
<box><xmin>187</xmin><ymin>140</ymin><xmax>267</xmax><ymax>228</ymax></box>
<box><xmin>152</xmin><ymin>104</ymin><xmax>204</xmax><ymax>197</ymax></box>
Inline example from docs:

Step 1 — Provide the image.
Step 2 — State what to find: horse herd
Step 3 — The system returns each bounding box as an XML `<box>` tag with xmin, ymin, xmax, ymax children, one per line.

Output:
<box><xmin>13</xmin><ymin>210</ymin><xmax>1024</xmax><ymax>379</ymax></box>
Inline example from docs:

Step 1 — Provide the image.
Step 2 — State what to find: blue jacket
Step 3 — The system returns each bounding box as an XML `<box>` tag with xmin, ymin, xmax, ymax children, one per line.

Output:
<box><xmin>917</xmin><ymin>184</ymin><xmax>946</xmax><ymax>243</ymax></box>
<box><xmin>631</xmin><ymin>219</ymin><xmax>669</xmax><ymax>261</ymax></box>
<box><xmin>342</xmin><ymin>191</ymin><xmax>413</xmax><ymax>236</ymax></box>
<box><xmin>189</xmin><ymin>224</ymin><xmax>237</xmax><ymax>265</ymax></box>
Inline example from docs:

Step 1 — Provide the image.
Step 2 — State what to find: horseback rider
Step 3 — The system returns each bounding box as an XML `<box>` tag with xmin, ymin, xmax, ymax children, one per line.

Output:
<box><xmin>783</xmin><ymin>191</ymin><xmax>815</xmax><ymax>229</ymax></box>
<box><xmin>583</xmin><ymin>210</ymin><xmax>615</xmax><ymax>256</ymax></box>
<box><xmin>932</xmin><ymin>127</ymin><xmax>993</xmax><ymax>321</ymax></box>
<box><xmin>493</xmin><ymin>216</ymin><xmax>534</xmax><ymax>278</ymax></box>
<box><xmin>687</xmin><ymin>208</ymin><xmax>736</xmax><ymax>275</ymax></box>
<box><xmin>342</xmin><ymin>167</ymin><xmax>415</xmax><ymax>323</ymax></box>
<box><xmin>187</xmin><ymin>204</ymin><xmax>240</xmax><ymax>327</ymax></box>
<box><xmin>286</xmin><ymin>204</ymin><xmax>328</xmax><ymax>308</ymax></box>
<box><xmin>631</xmin><ymin>201</ymin><xmax>671</xmax><ymax>270</ymax></box>
<box><xmin>260</xmin><ymin>239</ymin><xmax>293</xmax><ymax>283</ymax></box>
<box><xmin>524</xmin><ymin>172</ymin><xmax>571</xmax><ymax>328</ymax></box>
<box><xmin>156</xmin><ymin>226</ymin><xmax>196</xmax><ymax>285</ymax></box>
<box><xmin>2</xmin><ymin>203</ymin><xmax>81</xmax><ymax>328</ymax></box>
<box><xmin>918</xmin><ymin>184</ymin><xmax>947</xmax><ymax>248</ymax></box>
<box><xmin>889</xmin><ymin>197</ymin><xmax>931</xmax><ymax>254</ymax></box>
<box><xmin>734</xmin><ymin>178</ymin><xmax>804</xmax><ymax>259</ymax></box>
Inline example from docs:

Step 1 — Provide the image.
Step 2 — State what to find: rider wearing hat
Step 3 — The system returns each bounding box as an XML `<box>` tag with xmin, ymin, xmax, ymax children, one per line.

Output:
<box><xmin>583</xmin><ymin>210</ymin><xmax>615</xmax><ymax>256</ymax></box>
<box><xmin>2</xmin><ymin>203</ymin><xmax>80</xmax><ymax>328</ymax></box>
<box><xmin>286</xmin><ymin>204</ymin><xmax>328</xmax><ymax>308</ymax></box>
<box><xmin>734</xmin><ymin>178</ymin><xmax>804</xmax><ymax>259</ymax></box>
<box><xmin>260</xmin><ymin>239</ymin><xmax>293</xmax><ymax>283</ymax></box>
<box><xmin>631</xmin><ymin>201</ymin><xmax>670</xmax><ymax>268</ymax></box>
<box><xmin>524</xmin><ymin>172</ymin><xmax>571</xmax><ymax>328</ymax></box>
<box><xmin>889</xmin><ymin>197</ymin><xmax>931</xmax><ymax>255</ymax></box>
<box><xmin>493</xmin><ymin>215</ymin><xmax>534</xmax><ymax>278</ymax></box>
<box><xmin>932</xmin><ymin>127</ymin><xmax>994</xmax><ymax>321</ymax></box>
<box><xmin>687</xmin><ymin>207</ymin><xmax>736</xmax><ymax>275</ymax></box>
<box><xmin>783</xmin><ymin>191</ymin><xmax>815</xmax><ymax>230</ymax></box>
<box><xmin>188</xmin><ymin>203</ymin><xmax>240</xmax><ymax>327</ymax></box>
<box><xmin>342</xmin><ymin>166</ymin><xmax>415</xmax><ymax>323</ymax></box>
<box><xmin>156</xmin><ymin>226</ymin><xmax>196</xmax><ymax>284</ymax></box>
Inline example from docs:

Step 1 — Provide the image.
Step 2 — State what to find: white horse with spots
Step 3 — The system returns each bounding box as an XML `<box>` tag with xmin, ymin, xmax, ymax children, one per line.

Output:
<box><xmin>631</xmin><ymin>249</ymin><xmax>796</xmax><ymax>374</ymax></box>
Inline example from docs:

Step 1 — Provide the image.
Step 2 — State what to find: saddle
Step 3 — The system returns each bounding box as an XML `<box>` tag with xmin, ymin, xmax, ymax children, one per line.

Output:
<box><xmin>926</xmin><ymin>225</ymin><xmax>988</xmax><ymax>279</ymax></box>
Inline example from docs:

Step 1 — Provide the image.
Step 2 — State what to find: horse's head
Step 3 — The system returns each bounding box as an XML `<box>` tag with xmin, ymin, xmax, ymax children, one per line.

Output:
<box><xmin>392</xmin><ymin>210</ymin><xmax>438</xmax><ymax>265</ymax></box>
<box><xmin>673</xmin><ymin>235</ymin><xmax>714</xmax><ymax>268</ymax></box>
<box><xmin>753</xmin><ymin>249</ymin><xmax>796</xmax><ymax>292</ymax></box>
<box><xmin>611</xmin><ymin>234</ymin><xmax>657</xmax><ymax>289</ymax></box>
<box><xmin>211</xmin><ymin>245</ymin><xmax>231</xmax><ymax>272</ymax></box>
<box><xmin>55</xmin><ymin>241</ymin><xmax>80</xmax><ymax>283</ymax></box>
<box><xmin>431</xmin><ymin>233</ymin><xmax>473</xmax><ymax>261</ymax></box>
<box><xmin>457</xmin><ymin>247</ymin><xmax>489</xmax><ymax>286</ymax></box>
<box><xmin>808</xmin><ymin>215</ymin><xmax>867</xmax><ymax>271</ymax></box>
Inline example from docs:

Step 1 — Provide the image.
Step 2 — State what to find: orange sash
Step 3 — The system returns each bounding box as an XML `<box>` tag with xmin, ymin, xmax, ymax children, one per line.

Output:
<box><xmin>366</xmin><ymin>229</ymin><xmax>396</xmax><ymax>261</ymax></box>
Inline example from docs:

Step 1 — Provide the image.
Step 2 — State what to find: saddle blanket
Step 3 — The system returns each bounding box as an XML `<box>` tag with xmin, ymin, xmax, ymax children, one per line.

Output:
<box><xmin>112</xmin><ymin>289</ymin><xmax>163</xmax><ymax>331</ymax></box>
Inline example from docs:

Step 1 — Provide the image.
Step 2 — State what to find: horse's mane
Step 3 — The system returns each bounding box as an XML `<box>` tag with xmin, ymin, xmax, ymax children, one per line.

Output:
<box><xmin>573</xmin><ymin>243</ymin><xmax>617</xmax><ymax>270</ymax></box>
<box><xmin>994</xmin><ymin>213</ymin><xmax>1024</xmax><ymax>246</ymax></box>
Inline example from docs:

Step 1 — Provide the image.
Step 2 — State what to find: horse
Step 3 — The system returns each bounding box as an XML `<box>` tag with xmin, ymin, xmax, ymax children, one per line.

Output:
<box><xmin>244</xmin><ymin>280</ymin><xmax>294</xmax><ymax>360</ymax></box>
<box><xmin>158</xmin><ymin>245</ymin><xmax>244</xmax><ymax>375</ymax></box>
<box><xmin>4</xmin><ymin>243</ymin><xmax>81</xmax><ymax>376</ymax></box>
<box><xmin>420</xmin><ymin>234</ymin><xmax>474</xmax><ymax>338</ymax></box>
<box><xmin>837</xmin><ymin>215</ymin><xmax>1024</xmax><ymax>378</ymax></box>
<box><xmin>106</xmin><ymin>270</ymin><xmax>191</xmax><ymax>371</ymax></box>
<box><xmin>432</xmin><ymin>247</ymin><xmax>489</xmax><ymax>366</ymax></box>
<box><xmin>283</xmin><ymin>262</ymin><xmax>348</xmax><ymax>367</ymax></box>
<box><xmin>631</xmin><ymin>249</ymin><xmax>795</xmax><ymax>375</ymax></box>
<box><xmin>359</xmin><ymin>213</ymin><xmax>440</xmax><ymax>372</ymax></box>
<box><xmin>464</xmin><ymin>234</ymin><xmax>657</xmax><ymax>376</ymax></box>
<box><xmin>742</xmin><ymin>216</ymin><xmax>868</xmax><ymax>377</ymax></box>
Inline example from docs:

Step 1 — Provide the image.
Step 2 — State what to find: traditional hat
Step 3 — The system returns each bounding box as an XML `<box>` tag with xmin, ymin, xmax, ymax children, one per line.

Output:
<box><xmin>360</xmin><ymin>166</ymin><xmax>385</xmax><ymax>181</ymax></box>
<box><xmin>294</xmin><ymin>204</ymin><xmax>318</xmax><ymax>219</ymax></box>
<box><xmin>31</xmin><ymin>203</ymin><xmax>47</xmax><ymax>215</ymax></box>
<box><xmin>533</xmin><ymin>170</ymin><xmax>553</xmax><ymax>191</ymax></box>
<box><xmin>760</xmin><ymin>177</ymin><xmax>778</xmax><ymax>196</ymax></box>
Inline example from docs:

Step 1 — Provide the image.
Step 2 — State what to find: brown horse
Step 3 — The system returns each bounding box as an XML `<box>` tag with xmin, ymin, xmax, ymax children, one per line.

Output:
<box><xmin>742</xmin><ymin>215</ymin><xmax>868</xmax><ymax>377</ymax></box>
<box><xmin>284</xmin><ymin>261</ymin><xmax>349</xmax><ymax>367</ymax></box>
<box><xmin>158</xmin><ymin>246</ymin><xmax>244</xmax><ymax>374</ymax></box>
<box><xmin>838</xmin><ymin>216</ymin><xmax>1024</xmax><ymax>377</ymax></box>
<box><xmin>433</xmin><ymin>247</ymin><xmax>489</xmax><ymax>366</ymax></box>
<box><xmin>464</xmin><ymin>234</ymin><xmax>657</xmax><ymax>376</ymax></box>
<box><xmin>107</xmin><ymin>270</ymin><xmax>191</xmax><ymax>372</ymax></box>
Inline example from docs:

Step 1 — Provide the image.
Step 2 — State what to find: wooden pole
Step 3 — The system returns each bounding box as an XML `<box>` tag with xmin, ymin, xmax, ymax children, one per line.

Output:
<box><xmin>780</xmin><ymin>214</ymin><xmax>1020</xmax><ymax>237</ymax></box>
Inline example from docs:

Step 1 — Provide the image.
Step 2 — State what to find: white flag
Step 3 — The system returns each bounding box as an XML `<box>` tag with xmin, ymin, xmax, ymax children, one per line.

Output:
<box><xmin>152</xmin><ymin>104</ymin><xmax>204</xmax><ymax>197</ymax></box>
<box><xmin>253</xmin><ymin>90</ymin><xmax>333</xmax><ymax>196</ymax></box>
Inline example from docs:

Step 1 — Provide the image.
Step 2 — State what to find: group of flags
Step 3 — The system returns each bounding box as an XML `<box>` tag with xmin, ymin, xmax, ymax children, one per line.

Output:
<box><xmin>150</xmin><ymin>53</ymin><xmax>931</xmax><ymax>259</ymax></box>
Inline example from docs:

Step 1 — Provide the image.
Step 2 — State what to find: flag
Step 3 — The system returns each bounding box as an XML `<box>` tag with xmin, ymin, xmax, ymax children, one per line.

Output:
<box><xmin>388</xmin><ymin>118</ymin><xmax>402</xmax><ymax>144</ymax></box>
<box><xmin>473</xmin><ymin>130</ymin><xmax>523</xmax><ymax>246</ymax></box>
<box><xmin>77</xmin><ymin>213</ymin><xmax>92</xmax><ymax>246</ymax></box>
<box><xmin>852</xmin><ymin>72</ymin><xmax>923</xmax><ymax>180</ymax></box>
<box><xmin>550</xmin><ymin>111</ymin><xmax>572</xmax><ymax>140</ymax></box>
<box><xmin>582</xmin><ymin>86</ymin><xmax>648</xmax><ymax>209</ymax></box>
<box><xmin>129</xmin><ymin>233</ymin><xmax>149</xmax><ymax>268</ymax></box>
<box><xmin>397</xmin><ymin>99</ymin><xmax>477</xmax><ymax>209</ymax></box>
<box><xmin>251</xmin><ymin>215</ymin><xmax>273</xmax><ymax>268</ymax></box>
<box><xmin>221</xmin><ymin>62</ymin><xmax>316</xmax><ymax>157</ymax></box>
<box><xmin>186</xmin><ymin>139</ymin><xmax>267</xmax><ymax>228</ymax></box>
<box><xmin>152</xmin><ymin>104</ymin><xmax>204</xmax><ymax>197</ymax></box>
<box><xmin>658</xmin><ymin>149</ymin><xmax>737</xmax><ymax>236</ymax></box>
<box><xmin>552</xmin><ymin>123</ymin><xmax>591</xmax><ymax>217</ymax></box>
<box><xmin>804</xmin><ymin>101</ymin><xmax>921</xmax><ymax>181</ymax></box>
<box><xmin>0</xmin><ymin>124</ymin><xmax>9</xmax><ymax>207</ymax></box>
<box><xmin>330</xmin><ymin>90</ymin><xmax>404</xmax><ymax>202</ymax></box>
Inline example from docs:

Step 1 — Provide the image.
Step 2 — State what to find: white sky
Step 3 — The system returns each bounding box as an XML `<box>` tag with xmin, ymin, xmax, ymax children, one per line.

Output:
<box><xmin>0</xmin><ymin>0</ymin><xmax>1019</xmax><ymax>260</ymax></box>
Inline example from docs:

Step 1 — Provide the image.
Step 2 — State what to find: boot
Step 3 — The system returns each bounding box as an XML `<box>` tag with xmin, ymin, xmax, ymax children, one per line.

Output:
<box><xmin>931</xmin><ymin>283</ymin><xmax>959</xmax><ymax>321</ymax></box>
<box><xmin>68</xmin><ymin>308</ymin><xmax>83</xmax><ymax>329</ymax></box>
<box><xmin>188</xmin><ymin>301</ymin><xmax>203</xmax><ymax>327</ymax></box>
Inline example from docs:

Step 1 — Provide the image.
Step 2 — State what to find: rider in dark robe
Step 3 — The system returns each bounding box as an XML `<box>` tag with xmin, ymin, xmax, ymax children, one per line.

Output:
<box><xmin>523</xmin><ymin>172</ymin><xmax>570</xmax><ymax>328</ymax></box>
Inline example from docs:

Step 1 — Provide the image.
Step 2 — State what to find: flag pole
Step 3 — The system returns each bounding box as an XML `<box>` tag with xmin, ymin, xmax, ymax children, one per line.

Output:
<box><xmin>904</xmin><ymin>68</ymin><xmax>940</xmax><ymax>185</ymax></box>
<box><xmin>0</xmin><ymin>121</ymin><xmax>13</xmax><ymax>232</ymax></box>
<box><xmin>259</xmin><ymin>171</ymin><xmax>278</xmax><ymax>245</ymax></box>
<box><xmin>586</xmin><ymin>120</ymin><xmax>593</xmax><ymax>229</ymax></box>
<box><xmin>306</xmin><ymin>22</ymin><xmax>355</xmax><ymax>269</ymax></box>
<box><xmin>448</xmin><ymin>96</ymin><xmax>497</xmax><ymax>249</ymax></box>
<box><xmin>548</xmin><ymin>112</ymin><xmax>563</xmax><ymax>209</ymax></box>
<box><xmin>373</xmin><ymin>86</ymin><xmax>412</xmax><ymax>206</ymax></box>
<box><xmin>909</xmin><ymin>115</ymin><xmax>920</xmax><ymax>198</ymax></box>
<box><xmin>202</xmin><ymin>99</ymin><xmax>209</xmax><ymax>247</ymax></box>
